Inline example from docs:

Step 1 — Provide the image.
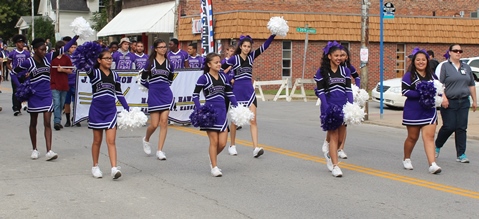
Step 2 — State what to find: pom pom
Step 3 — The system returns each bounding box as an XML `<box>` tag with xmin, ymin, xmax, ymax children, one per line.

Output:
<box><xmin>351</xmin><ymin>85</ymin><xmax>369</xmax><ymax>107</ymax></box>
<box><xmin>320</xmin><ymin>104</ymin><xmax>344</xmax><ymax>131</ymax></box>
<box><xmin>434</xmin><ymin>80</ymin><xmax>444</xmax><ymax>95</ymax></box>
<box><xmin>15</xmin><ymin>79</ymin><xmax>35</xmax><ymax>102</ymax></box>
<box><xmin>435</xmin><ymin>96</ymin><xmax>443</xmax><ymax>107</ymax></box>
<box><xmin>416</xmin><ymin>81</ymin><xmax>436</xmax><ymax>109</ymax></box>
<box><xmin>136</xmin><ymin>73</ymin><xmax>148</xmax><ymax>92</ymax></box>
<box><xmin>71</xmin><ymin>41</ymin><xmax>103</xmax><ymax>71</ymax></box>
<box><xmin>229</xmin><ymin>105</ymin><xmax>255</xmax><ymax>126</ymax></box>
<box><xmin>70</xmin><ymin>17</ymin><xmax>95</xmax><ymax>40</ymax></box>
<box><xmin>117</xmin><ymin>107</ymin><xmax>148</xmax><ymax>131</ymax></box>
<box><xmin>189</xmin><ymin>104</ymin><xmax>217</xmax><ymax>127</ymax></box>
<box><xmin>267</xmin><ymin>16</ymin><xmax>289</xmax><ymax>37</ymax></box>
<box><xmin>343</xmin><ymin>102</ymin><xmax>366</xmax><ymax>125</ymax></box>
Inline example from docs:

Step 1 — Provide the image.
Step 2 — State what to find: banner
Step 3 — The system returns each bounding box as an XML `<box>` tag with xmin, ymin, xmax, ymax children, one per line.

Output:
<box><xmin>200</xmin><ymin>0</ymin><xmax>214</xmax><ymax>56</ymax></box>
<box><xmin>73</xmin><ymin>69</ymin><xmax>204</xmax><ymax>125</ymax></box>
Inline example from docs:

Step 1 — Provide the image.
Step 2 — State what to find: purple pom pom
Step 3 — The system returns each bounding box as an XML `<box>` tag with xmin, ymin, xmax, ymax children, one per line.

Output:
<box><xmin>189</xmin><ymin>104</ymin><xmax>218</xmax><ymax>127</ymax></box>
<box><xmin>15</xmin><ymin>79</ymin><xmax>36</xmax><ymax>102</ymax></box>
<box><xmin>71</xmin><ymin>42</ymin><xmax>104</xmax><ymax>71</ymax></box>
<box><xmin>320</xmin><ymin>104</ymin><xmax>344</xmax><ymax>131</ymax></box>
<box><xmin>416</xmin><ymin>81</ymin><xmax>436</xmax><ymax>109</ymax></box>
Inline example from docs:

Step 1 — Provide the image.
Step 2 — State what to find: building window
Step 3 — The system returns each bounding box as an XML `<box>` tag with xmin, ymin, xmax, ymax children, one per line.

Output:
<box><xmin>282</xmin><ymin>41</ymin><xmax>292</xmax><ymax>78</ymax></box>
<box><xmin>396</xmin><ymin>44</ymin><xmax>406</xmax><ymax>77</ymax></box>
<box><xmin>340</xmin><ymin>42</ymin><xmax>350</xmax><ymax>51</ymax></box>
<box><xmin>99</xmin><ymin>0</ymin><xmax>105</xmax><ymax>7</ymax></box>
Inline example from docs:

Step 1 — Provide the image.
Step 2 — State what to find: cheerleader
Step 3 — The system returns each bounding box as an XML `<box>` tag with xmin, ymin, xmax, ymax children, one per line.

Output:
<box><xmin>80</xmin><ymin>49</ymin><xmax>130</xmax><ymax>179</ymax></box>
<box><xmin>221</xmin><ymin>34</ymin><xmax>276</xmax><ymax>157</ymax></box>
<box><xmin>401</xmin><ymin>49</ymin><xmax>441</xmax><ymax>174</ymax></box>
<box><xmin>315</xmin><ymin>41</ymin><xmax>353</xmax><ymax>177</ymax></box>
<box><xmin>192</xmin><ymin>53</ymin><xmax>238</xmax><ymax>176</ymax></box>
<box><xmin>322</xmin><ymin>47</ymin><xmax>359</xmax><ymax>159</ymax></box>
<box><xmin>11</xmin><ymin>37</ymin><xmax>78</xmax><ymax>160</ymax></box>
<box><xmin>140</xmin><ymin>39</ymin><xmax>175</xmax><ymax>159</ymax></box>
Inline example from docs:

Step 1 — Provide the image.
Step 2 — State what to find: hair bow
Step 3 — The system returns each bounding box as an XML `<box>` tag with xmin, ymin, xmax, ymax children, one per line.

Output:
<box><xmin>239</xmin><ymin>35</ymin><xmax>253</xmax><ymax>43</ymax></box>
<box><xmin>443</xmin><ymin>50</ymin><xmax>450</xmax><ymax>59</ymax></box>
<box><xmin>410</xmin><ymin>47</ymin><xmax>429</xmax><ymax>59</ymax></box>
<box><xmin>323</xmin><ymin>41</ymin><xmax>343</xmax><ymax>54</ymax></box>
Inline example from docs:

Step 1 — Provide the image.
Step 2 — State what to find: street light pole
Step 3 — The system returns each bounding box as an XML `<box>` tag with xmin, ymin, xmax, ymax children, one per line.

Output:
<box><xmin>31</xmin><ymin>0</ymin><xmax>34</xmax><ymax>39</ymax></box>
<box><xmin>361</xmin><ymin>0</ymin><xmax>370</xmax><ymax>120</ymax></box>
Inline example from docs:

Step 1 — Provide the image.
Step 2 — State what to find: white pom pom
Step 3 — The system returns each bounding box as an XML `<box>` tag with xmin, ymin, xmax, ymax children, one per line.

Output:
<box><xmin>70</xmin><ymin>17</ymin><xmax>95</xmax><ymax>40</ymax></box>
<box><xmin>355</xmin><ymin>89</ymin><xmax>370</xmax><ymax>107</ymax></box>
<box><xmin>117</xmin><ymin>107</ymin><xmax>148</xmax><ymax>131</ymax></box>
<box><xmin>434</xmin><ymin>80</ymin><xmax>444</xmax><ymax>95</ymax></box>
<box><xmin>435</xmin><ymin>96</ymin><xmax>443</xmax><ymax>107</ymax></box>
<box><xmin>229</xmin><ymin>105</ymin><xmax>254</xmax><ymax>126</ymax></box>
<box><xmin>352</xmin><ymin>84</ymin><xmax>359</xmax><ymax>95</ymax></box>
<box><xmin>267</xmin><ymin>16</ymin><xmax>289</xmax><ymax>37</ymax></box>
<box><xmin>136</xmin><ymin>74</ymin><xmax>148</xmax><ymax>92</ymax></box>
<box><xmin>343</xmin><ymin>102</ymin><xmax>366</xmax><ymax>125</ymax></box>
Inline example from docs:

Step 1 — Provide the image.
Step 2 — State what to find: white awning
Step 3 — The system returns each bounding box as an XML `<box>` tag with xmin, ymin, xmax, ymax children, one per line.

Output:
<box><xmin>97</xmin><ymin>1</ymin><xmax>175</xmax><ymax>37</ymax></box>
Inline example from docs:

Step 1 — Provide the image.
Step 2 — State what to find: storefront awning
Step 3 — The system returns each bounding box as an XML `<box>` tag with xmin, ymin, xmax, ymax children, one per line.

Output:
<box><xmin>97</xmin><ymin>1</ymin><xmax>175</xmax><ymax>37</ymax></box>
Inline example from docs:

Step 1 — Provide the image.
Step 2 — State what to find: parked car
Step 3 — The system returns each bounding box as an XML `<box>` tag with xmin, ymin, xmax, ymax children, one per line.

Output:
<box><xmin>371</xmin><ymin>77</ymin><xmax>479</xmax><ymax>109</ymax></box>
<box><xmin>461</xmin><ymin>57</ymin><xmax>479</xmax><ymax>80</ymax></box>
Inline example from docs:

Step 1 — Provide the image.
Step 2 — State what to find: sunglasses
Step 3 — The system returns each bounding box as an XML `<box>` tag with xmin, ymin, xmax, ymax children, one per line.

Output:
<box><xmin>450</xmin><ymin>49</ymin><xmax>463</xmax><ymax>54</ymax></box>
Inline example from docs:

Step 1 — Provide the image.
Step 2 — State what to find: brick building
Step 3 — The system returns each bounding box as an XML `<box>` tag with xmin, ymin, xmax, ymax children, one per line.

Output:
<box><xmin>176</xmin><ymin>0</ymin><xmax>479</xmax><ymax>90</ymax></box>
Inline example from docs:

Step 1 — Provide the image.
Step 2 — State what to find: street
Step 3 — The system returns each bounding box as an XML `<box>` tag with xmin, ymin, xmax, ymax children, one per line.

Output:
<box><xmin>1</xmin><ymin>88</ymin><xmax>479</xmax><ymax>218</ymax></box>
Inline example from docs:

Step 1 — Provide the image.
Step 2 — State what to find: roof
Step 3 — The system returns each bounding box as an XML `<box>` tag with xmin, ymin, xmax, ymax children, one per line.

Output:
<box><xmin>50</xmin><ymin>0</ymin><xmax>90</xmax><ymax>12</ymax></box>
<box><xmin>179</xmin><ymin>12</ymin><xmax>479</xmax><ymax>44</ymax></box>
<box><xmin>97</xmin><ymin>1</ymin><xmax>175</xmax><ymax>37</ymax></box>
<box><xmin>15</xmin><ymin>16</ymin><xmax>53</xmax><ymax>28</ymax></box>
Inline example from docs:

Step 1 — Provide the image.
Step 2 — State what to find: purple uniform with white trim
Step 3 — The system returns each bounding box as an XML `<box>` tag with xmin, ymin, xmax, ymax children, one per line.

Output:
<box><xmin>314</xmin><ymin>66</ymin><xmax>354</xmax><ymax>114</ymax></box>
<box><xmin>167</xmin><ymin>50</ymin><xmax>188</xmax><ymax>69</ymax></box>
<box><xmin>221</xmin><ymin>34</ymin><xmax>276</xmax><ymax>107</ymax></box>
<box><xmin>8</xmin><ymin>49</ymin><xmax>30</xmax><ymax>68</ymax></box>
<box><xmin>401</xmin><ymin>71</ymin><xmax>438</xmax><ymax>126</ymax></box>
<box><xmin>188</xmin><ymin>55</ymin><xmax>204</xmax><ymax>69</ymax></box>
<box><xmin>112</xmin><ymin>51</ymin><xmax>136</xmax><ymax>70</ymax></box>
<box><xmin>193</xmin><ymin>73</ymin><xmax>237</xmax><ymax>132</ymax></box>
<box><xmin>140</xmin><ymin>59</ymin><xmax>175</xmax><ymax>112</ymax></box>
<box><xmin>86</xmin><ymin>69</ymin><xmax>128</xmax><ymax>129</ymax></box>
<box><xmin>348</xmin><ymin>64</ymin><xmax>360</xmax><ymax>87</ymax></box>
<box><xmin>134</xmin><ymin>53</ymin><xmax>149</xmax><ymax>70</ymax></box>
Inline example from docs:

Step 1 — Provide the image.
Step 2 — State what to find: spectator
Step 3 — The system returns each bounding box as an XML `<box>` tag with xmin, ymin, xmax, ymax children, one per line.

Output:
<box><xmin>167</xmin><ymin>38</ymin><xmax>188</xmax><ymax>69</ymax></box>
<box><xmin>427</xmin><ymin>50</ymin><xmax>440</xmax><ymax>73</ymax></box>
<box><xmin>109</xmin><ymin>41</ymin><xmax>119</xmax><ymax>54</ymax></box>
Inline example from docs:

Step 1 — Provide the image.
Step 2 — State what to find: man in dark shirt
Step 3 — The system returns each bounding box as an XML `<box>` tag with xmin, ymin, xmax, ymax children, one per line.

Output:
<box><xmin>427</xmin><ymin>50</ymin><xmax>440</xmax><ymax>73</ymax></box>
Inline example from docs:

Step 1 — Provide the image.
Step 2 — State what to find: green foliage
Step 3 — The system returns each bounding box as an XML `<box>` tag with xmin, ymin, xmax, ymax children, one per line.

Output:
<box><xmin>27</xmin><ymin>17</ymin><xmax>54</xmax><ymax>43</ymax></box>
<box><xmin>0</xmin><ymin>0</ymin><xmax>32</xmax><ymax>40</ymax></box>
<box><xmin>91</xmin><ymin>8</ymin><xmax>108</xmax><ymax>32</ymax></box>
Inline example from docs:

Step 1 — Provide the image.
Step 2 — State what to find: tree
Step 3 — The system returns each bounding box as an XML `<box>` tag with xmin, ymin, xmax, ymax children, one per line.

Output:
<box><xmin>91</xmin><ymin>8</ymin><xmax>108</xmax><ymax>33</ymax></box>
<box><xmin>27</xmin><ymin>17</ymin><xmax>54</xmax><ymax>43</ymax></box>
<box><xmin>0</xmin><ymin>0</ymin><xmax>40</xmax><ymax>42</ymax></box>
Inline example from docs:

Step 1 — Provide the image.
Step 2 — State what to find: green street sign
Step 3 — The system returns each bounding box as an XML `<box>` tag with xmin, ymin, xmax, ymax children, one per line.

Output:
<box><xmin>296</xmin><ymin>27</ymin><xmax>316</xmax><ymax>34</ymax></box>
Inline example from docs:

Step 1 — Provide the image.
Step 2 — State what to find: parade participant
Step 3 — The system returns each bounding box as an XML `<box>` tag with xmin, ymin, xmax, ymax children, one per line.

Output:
<box><xmin>130</xmin><ymin>40</ymin><xmax>137</xmax><ymax>54</ymax></box>
<box><xmin>50</xmin><ymin>41</ymin><xmax>73</xmax><ymax>131</ymax></box>
<box><xmin>192</xmin><ymin>53</ymin><xmax>238</xmax><ymax>176</ymax></box>
<box><xmin>140</xmin><ymin>39</ymin><xmax>175</xmax><ymax>159</ymax></box>
<box><xmin>73</xmin><ymin>45</ymin><xmax>130</xmax><ymax>179</ymax></box>
<box><xmin>7</xmin><ymin>34</ymin><xmax>30</xmax><ymax>116</ymax></box>
<box><xmin>64</xmin><ymin>42</ymin><xmax>79</xmax><ymax>127</ymax></box>
<box><xmin>221</xmin><ymin>34</ymin><xmax>276</xmax><ymax>157</ymax></box>
<box><xmin>187</xmin><ymin>43</ymin><xmax>204</xmax><ymax>69</ymax></box>
<box><xmin>322</xmin><ymin>47</ymin><xmax>359</xmax><ymax>159</ymax></box>
<box><xmin>167</xmin><ymin>38</ymin><xmax>188</xmax><ymax>69</ymax></box>
<box><xmin>134</xmin><ymin>42</ymin><xmax>149</xmax><ymax>70</ymax></box>
<box><xmin>1</xmin><ymin>42</ymin><xmax>9</xmax><ymax>81</ymax></box>
<box><xmin>108</xmin><ymin>41</ymin><xmax>119</xmax><ymax>54</ymax></box>
<box><xmin>401</xmin><ymin>48</ymin><xmax>441</xmax><ymax>174</ymax></box>
<box><xmin>435</xmin><ymin>44</ymin><xmax>477</xmax><ymax>163</ymax></box>
<box><xmin>221</xmin><ymin>45</ymin><xmax>242</xmax><ymax>134</ymax></box>
<box><xmin>11</xmin><ymin>36</ymin><xmax>78</xmax><ymax>160</ymax></box>
<box><xmin>112</xmin><ymin>38</ymin><xmax>136</xmax><ymax>70</ymax></box>
<box><xmin>315</xmin><ymin>41</ymin><xmax>353</xmax><ymax>177</ymax></box>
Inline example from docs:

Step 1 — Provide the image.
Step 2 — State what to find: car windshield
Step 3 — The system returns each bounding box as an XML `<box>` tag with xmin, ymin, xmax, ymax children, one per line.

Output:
<box><xmin>461</xmin><ymin>59</ymin><xmax>469</xmax><ymax>64</ymax></box>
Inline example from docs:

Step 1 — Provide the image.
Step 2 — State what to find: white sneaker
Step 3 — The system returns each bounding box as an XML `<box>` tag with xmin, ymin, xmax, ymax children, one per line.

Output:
<box><xmin>228</xmin><ymin>145</ymin><xmax>238</xmax><ymax>156</ymax></box>
<box><xmin>31</xmin><ymin>150</ymin><xmax>40</xmax><ymax>160</ymax></box>
<box><xmin>338</xmin><ymin>149</ymin><xmax>348</xmax><ymax>159</ymax></box>
<box><xmin>403</xmin><ymin>158</ymin><xmax>413</xmax><ymax>170</ymax></box>
<box><xmin>428</xmin><ymin>162</ymin><xmax>442</xmax><ymax>174</ymax></box>
<box><xmin>45</xmin><ymin>150</ymin><xmax>58</xmax><ymax>161</ymax></box>
<box><xmin>91</xmin><ymin>166</ymin><xmax>103</xmax><ymax>178</ymax></box>
<box><xmin>332</xmin><ymin>165</ymin><xmax>343</xmax><ymax>177</ymax></box>
<box><xmin>211</xmin><ymin>166</ymin><xmax>222</xmax><ymax>177</ymax></box>
<box><xmin>142</xmin><ymin>137</ymin><xmax>151</xmax><ymax>155</ymax></box>
<box><xmin>324</xmin><ymin>152</ymin><xmax>333</xmax><ymax>172</ymax></box>
<box><xmin>156</xmin><ymin>151</ymin><xmax>166</xmax><ymax>160</ymax></box>
<box><xmin>253</xmin><ymin>147</ymin><xmax>264</xmax><ymax>158</ymax></box>
<box><xmin>111</xmin><ymin>166</ymin><xmax>122</xmax><ymax>179</ymax></box>
<box><xmin>322</xmin><ymin>140</ymin><xmax>329</xmax><ymax>153</ymax></box>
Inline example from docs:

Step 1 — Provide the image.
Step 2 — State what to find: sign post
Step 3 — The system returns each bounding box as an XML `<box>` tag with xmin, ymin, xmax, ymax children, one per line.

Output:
<box><xmin>296</xmin><ymin>25</ymin><xmax>316</xmax><ymax>79</ymax></box>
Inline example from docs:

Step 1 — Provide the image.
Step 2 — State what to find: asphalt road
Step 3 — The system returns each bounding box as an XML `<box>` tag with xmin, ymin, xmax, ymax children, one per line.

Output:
<box><xmin>0</xmin><ymin>92</ymin><xmax>478</xmax><ymax>218</ymax></box>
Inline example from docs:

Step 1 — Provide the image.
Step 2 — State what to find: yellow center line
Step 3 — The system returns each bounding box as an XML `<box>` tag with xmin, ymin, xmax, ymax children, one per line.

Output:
<box><xmin>171</xmin><ymin>125</ymin><xmax>479</xmax><ymax>199</ymax></box>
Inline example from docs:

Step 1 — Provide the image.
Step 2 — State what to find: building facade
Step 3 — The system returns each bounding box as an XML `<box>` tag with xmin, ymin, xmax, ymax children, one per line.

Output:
<box><xmin>177</xmin><ymin>0</ymin><xmax>479</xmax><ymax>90</ymax></box>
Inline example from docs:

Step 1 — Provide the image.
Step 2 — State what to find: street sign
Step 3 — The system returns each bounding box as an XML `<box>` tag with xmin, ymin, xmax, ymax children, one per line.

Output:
<box><xmin>383</xmin><ymin>2</ymin><xmax>395</xmax><ymax>19</ymax></box>
<box><xmin>296</xmin><ymin>27</ymin><xmax>316</xmax><ymax>34</ymax></box>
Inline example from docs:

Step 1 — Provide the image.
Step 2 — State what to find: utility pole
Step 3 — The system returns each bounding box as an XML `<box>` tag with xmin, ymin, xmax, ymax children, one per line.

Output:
<box><xmin>31</xmin><ymin>0</ymin><xmax>34</xmax><ymax>39</ymax></box>
<box><xmin>360</xmin><ymin>0</ymin><xmax>370</xmax><ymax>120</ymax></box>
<box><xmin>55</xmin><ymin>0</ymin><xmax>60</xmax><ymax>40</ymax></box>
